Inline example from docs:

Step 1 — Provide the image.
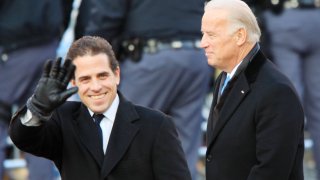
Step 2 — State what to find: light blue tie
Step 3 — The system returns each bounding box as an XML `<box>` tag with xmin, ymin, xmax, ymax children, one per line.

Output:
<box><xmin>221</xmin><ymin>75</ymin><xmax>231</xmax><ymax>94</ymax></box>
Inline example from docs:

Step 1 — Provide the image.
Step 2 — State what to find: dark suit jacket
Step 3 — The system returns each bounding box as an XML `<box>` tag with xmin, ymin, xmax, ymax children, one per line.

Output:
<box><xmin>206</xmin><ymin>49</ymin><xmax>304</xmax><ymax>180</ymax></box>
<box><xmin>9</xmin><ymin>93</ymin><xmax>191</xmax><ymax>180</ymax></box>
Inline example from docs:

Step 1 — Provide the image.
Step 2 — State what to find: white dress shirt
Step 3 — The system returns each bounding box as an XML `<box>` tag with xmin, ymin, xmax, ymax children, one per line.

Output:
<box><xmin>88</xmin><ymin>95</ymin><xmax>119</xmax><ymax>153</ymax></box>
<box><xmin>228</xmin><ymin>60</ymin><xmax>243</xmax><ymax>80</ymax></box>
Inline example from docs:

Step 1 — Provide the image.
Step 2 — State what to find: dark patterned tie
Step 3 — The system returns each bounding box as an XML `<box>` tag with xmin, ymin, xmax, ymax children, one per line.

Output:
<box><xmin>93</xmin><ymin>114</ymin><xmax>104</xmax><ymax>149</ymax></box>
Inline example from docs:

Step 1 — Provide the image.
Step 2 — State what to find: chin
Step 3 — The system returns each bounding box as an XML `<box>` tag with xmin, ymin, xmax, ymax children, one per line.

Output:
<box><xmin>87</xmin><ymin>104</ymin><xmax>105</xmax><ymax>113</ymax></box>
<box><xmin>207</xmin><ymin>61</ymin><xmax>216</xmax><ymax>67</ymax></box>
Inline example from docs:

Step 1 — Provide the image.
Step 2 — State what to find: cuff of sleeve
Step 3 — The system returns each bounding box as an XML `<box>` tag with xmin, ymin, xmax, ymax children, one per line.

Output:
<box><xmin>21</xmin><ymin>109</ymin><xmax>41</xmax><ymax>126</ymax></box>
<box><xmin>26</xmin><ymin>97</ymin><xmax>52</xmax><ymax>121</ymax></box>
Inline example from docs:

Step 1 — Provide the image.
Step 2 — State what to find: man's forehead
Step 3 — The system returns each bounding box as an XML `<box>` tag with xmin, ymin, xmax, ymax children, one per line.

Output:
<box><xmin>202</xmin><ymin>12</ymin><xmax>229</xmax><ymax>31</ymax></box>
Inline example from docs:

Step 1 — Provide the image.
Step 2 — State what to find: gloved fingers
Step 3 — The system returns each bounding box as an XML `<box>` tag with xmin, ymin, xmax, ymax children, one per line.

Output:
<box><xmin>50</xmin><ymin>57</ymin><xmax>62</xmax><ymax>79</ymax></box>
<box><xmin>42</xmin><ymin>60</ymin><xmax>53</xmax><ymax>78</ymax></box>
<box><xmin>59</xmin><ymin>87</ymin><xmax>78</xmax><ymax>102</ymax></box>
<box><xmin>57</xmin><ymin>59</ymin><xmax>71</xmax><ymax>82</ymax></box>
<box><xmin>61</xmin><ymin>59</ymin><xmax>76</xmax><ymax>87</ymax></box>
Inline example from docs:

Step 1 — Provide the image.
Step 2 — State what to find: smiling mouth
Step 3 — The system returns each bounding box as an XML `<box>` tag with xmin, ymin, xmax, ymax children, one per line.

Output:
<box><xmin>90</xmin><ymin>93</ymin><xmax>106</xmax><ymax>99</ymax></box>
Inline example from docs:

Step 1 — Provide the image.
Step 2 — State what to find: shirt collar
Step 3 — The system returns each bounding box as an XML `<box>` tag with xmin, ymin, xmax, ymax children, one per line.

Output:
<box><xmin>228</xmin><ymin>61</ymin><xmax>241</xmax><ymax>79</ymax></box>
<box><xmin>88</xmin><ymin>94</ymin><xmax>120</xmax><ymax>123</ymax></box>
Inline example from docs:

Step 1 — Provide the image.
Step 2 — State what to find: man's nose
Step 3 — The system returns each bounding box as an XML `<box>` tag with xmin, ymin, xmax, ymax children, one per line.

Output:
<box><xmin>91</xmin><ymin>80</ymin><xmax>102</xmax><ymax>91</ymax></box>
<box><xmin>200</xmin><ymin>36</ymin><xmax>208</xmax><ymax>48</ymax></box>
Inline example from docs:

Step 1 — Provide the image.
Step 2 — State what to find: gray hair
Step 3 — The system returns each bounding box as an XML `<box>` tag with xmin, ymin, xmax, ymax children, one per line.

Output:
<box><xmin>204</xmin><ymin>0</ymin><xmax>261</xmax><ymax>43</ymax></box>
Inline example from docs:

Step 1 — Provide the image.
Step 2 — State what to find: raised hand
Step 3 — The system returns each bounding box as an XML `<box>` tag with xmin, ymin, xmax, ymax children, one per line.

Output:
<box><xmin>27</xmin><ymin>58</ymin><xmax>78</xmax><ymax>120</ymax></box>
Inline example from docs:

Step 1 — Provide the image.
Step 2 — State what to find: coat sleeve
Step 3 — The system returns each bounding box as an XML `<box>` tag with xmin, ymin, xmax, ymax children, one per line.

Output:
<box><xmin>151</xmin><ymin>115</ymin><xmax>192</xmax><ymax>180</ymax></box>
<box><xmin>9</xmin><ymin>106</ymin><xmax>62</xmax><ymax>161</ymax></box>
<box><xmin>247</xmin><ymin>83</ymin><xmax>304</xmax><ymax>180</ymax></box>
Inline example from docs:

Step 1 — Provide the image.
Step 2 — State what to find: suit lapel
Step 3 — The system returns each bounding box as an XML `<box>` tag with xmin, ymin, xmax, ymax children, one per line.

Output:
<box><xmin>101</xmin><ymin>95</ymin><xmax>140</xmax><ymax>178</ymax></box>
<box><xmin>207</xmin><ymin>73</ymin><xmax>224</xmax><ymax>144</ymax></box>
<box><xmin>73</xmin><ymin>104</ymin><xmax>104</xmax><ymax>166</ymax></box>
<box><xmin>208</xmin><ymin>74</ymin><xmax>250</xmax><ymax>148</ymax></box>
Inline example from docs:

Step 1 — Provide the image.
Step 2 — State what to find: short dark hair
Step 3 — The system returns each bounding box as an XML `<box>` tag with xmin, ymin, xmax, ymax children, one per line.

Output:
<box><xmin>66</xmin><ymin>36</ymin><xmax>119</xmax><ymax>72</ymax></box>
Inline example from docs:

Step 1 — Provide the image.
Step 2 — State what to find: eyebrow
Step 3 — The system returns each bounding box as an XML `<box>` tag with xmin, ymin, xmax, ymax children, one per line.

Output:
<box><xmin>77</xmin><ymin>71</ymin><xmax>108</xmax><ymax>80</ymax></box>
<box><xmin>97</xmin><ymin>71</ymin><xmax>110</xmax><ymax>76</ymax></box>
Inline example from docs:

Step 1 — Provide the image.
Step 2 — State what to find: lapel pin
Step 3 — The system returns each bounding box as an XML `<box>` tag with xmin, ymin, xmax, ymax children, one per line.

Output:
<box><xmin>241</xmin><ymin>90</ymin><xmax>245</xmax><ymax>94</ymax></box>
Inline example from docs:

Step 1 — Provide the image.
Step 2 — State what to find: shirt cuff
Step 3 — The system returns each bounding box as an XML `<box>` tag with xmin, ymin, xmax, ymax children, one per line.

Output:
<box><xmin>20</xmin><ymin>109</ymin><xmax>41</xmax><ymax>126</ymax></box>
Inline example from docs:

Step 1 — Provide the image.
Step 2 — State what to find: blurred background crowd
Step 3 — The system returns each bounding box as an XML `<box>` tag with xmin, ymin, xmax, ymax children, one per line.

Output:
<box><xmin>0</xmin><ymin>0</ymin><xmax>320</xmax><ymax>179</ymax></box>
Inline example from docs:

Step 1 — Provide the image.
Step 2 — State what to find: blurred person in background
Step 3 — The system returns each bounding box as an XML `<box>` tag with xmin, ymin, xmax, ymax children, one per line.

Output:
<box><xmin>264</xmin><ymin>0</ymin><xmax>320</xmax><ymax>179</ymax></box>
<box><xmin>85</xmin><ymin>0</ymin><xmax>213</xmax><ymax>179</ymax></box>
<box><xmin>0</xmin><ymin>0</ymin><xmax>73</xmax><ymax>179</ymax></box>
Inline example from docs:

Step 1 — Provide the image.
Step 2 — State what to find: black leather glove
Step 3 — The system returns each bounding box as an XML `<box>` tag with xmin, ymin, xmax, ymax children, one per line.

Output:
<box><xmin>27</xmin><ymin>58</ymin><xmax>78</xmax><ymax>120</ymax></box>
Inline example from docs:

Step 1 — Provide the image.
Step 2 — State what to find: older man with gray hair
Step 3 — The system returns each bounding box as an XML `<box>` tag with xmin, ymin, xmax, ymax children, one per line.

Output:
<box><xmin>201</xmin><ymin>0</ymin><xmax>304</xmax><ymax>179</ymax></box>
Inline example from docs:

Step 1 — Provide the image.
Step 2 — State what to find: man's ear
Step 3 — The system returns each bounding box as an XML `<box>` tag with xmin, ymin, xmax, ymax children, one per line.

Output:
<box><xmin>115</xmin><ymin>67</ymin><xmax>120</xmax><ymax>86</ymax></box>
<box><xmin>235</xmin><ymin>28</ymin><xmax>247</xmax><ymax>45</ymax></box>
